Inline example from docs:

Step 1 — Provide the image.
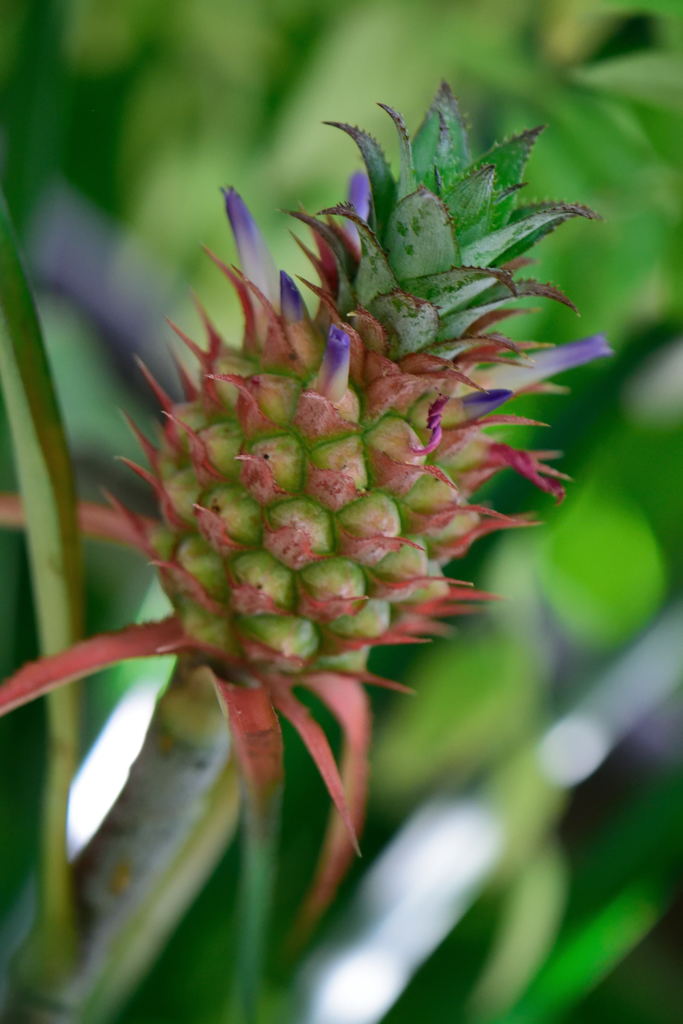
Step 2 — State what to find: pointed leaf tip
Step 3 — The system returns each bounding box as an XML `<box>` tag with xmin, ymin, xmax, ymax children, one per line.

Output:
<box><xmin>273</xmin><ymin>685</ymin><xmax>359</xmax><ymax>853</ymax></box>
<box><xmin>324</xmin><ymin>121</ymin><xmax>396</xmax><ymax>231</ymax></box>
<box><xmin>0</xmin><ymin>618</ymin><xmax>186</xmax><ymax>718</ymax></box>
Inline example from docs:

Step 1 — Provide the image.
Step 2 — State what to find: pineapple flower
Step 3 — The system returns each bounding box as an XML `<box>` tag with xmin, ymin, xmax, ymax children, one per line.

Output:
<box><xmin>0</xmin><ymin>83</ymin><xmax>612</xmax><ymax>929</ymax></box>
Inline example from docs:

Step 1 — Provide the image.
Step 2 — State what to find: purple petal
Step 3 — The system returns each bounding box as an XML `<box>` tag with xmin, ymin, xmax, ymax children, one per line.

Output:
<box><xmin>317</xmin><ymin>325</ymin><xmax>350</xmax><ymax>402</ymax></box>
<box><xmin>462</xmin><ymin>388</ymin><xmax>513</xmax><ymax>420</ymax></box>
<box><xmin>344</xmin><ymin>172</ymin><xmax>371</xmax><ymax>248</ymax></box>
<box><xmin>486</xmin><ymin>333</ymin><xmax>613</xmax><ymax>390</ymax></box>
<box><xmin>411</xmin><ymin>394</ymin><xmax>448</xmax><ymax>455</ymax></box>
<box><xmin>222</xmin><ymin>187</ymin><xmax>279</xmax><ymax>308</ymax></box>
<box><xmin>348</xmin><ymin>172</ymin><xmax>370</xmax><ymax>222</ymax></box>
<box><xmin>280</xmin><ymin>271</ymin><xmax>305</xmax><ymax>323</ymax></box>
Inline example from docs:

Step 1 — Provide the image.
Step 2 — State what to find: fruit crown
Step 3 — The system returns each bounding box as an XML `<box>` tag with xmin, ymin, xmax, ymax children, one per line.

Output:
<box><xmin>287</xmin><ymin>81</ymin><xmax>599</xmax><ymax>362</ymax></box>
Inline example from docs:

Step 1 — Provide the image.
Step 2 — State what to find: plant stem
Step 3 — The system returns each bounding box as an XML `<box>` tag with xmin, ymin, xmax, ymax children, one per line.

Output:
<box><xmin>1</xmin><ymin>657</ymin><xmax>232</xmax><ymax>1023</ymax></box>
<box><xmin>82</xmin><ymin>760</ymin><xmax>240</xmax><ymax>1023</ymax></box>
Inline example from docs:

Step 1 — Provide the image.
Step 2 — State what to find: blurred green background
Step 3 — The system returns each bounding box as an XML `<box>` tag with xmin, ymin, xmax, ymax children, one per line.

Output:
<box><xmin>1</xmin><ymin>0</ymin><xmax>682</xmax><ymax>1021</ymax></box>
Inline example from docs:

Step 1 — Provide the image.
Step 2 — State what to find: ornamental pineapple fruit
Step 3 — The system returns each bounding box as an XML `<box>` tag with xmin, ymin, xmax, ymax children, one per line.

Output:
<box><xmin>127</xmin><ymin>83</ymin><xmax>608</xmax><ymax>685</ymax></box>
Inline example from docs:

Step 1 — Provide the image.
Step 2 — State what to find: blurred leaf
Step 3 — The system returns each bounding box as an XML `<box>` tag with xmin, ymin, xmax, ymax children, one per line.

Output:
<box><xmin>0</xmin><ymin>192</ymin><xmax>83</xmax><ymax>652</ymax></box>
<box><xmin>572</xmin><ymin>52</ymin><xmax>683</xmax><ymax>111</ymax></box>
<box><xmin>538</xmin><ymin>481</ymin><xmax>666</xmax><ymax>647</ymax></box>
<box><xmin>468</xmin><ymin>842</ymin><xmax>568</xmax><ymax>1021</ymax></box>
<box><xmin>495</xmin><ymin>769</ymin><xmax>683</xmax><ymax>1022</ymax></box>
<box><xmin>596</xmin><ymin>0</ymin><xmax>683</xmax><ymax>14</ymax></box>
<box><xmin>374</xmin><ymin>628</ymin><xmax>541</xmax><ymax>803</ymax></box>
<box><xmin>0</xmin><ymin>188</ymin><xmax>83</xmax><ymax>977</ymax></box>
<box><xmin>496</xmin><ymin>880</ymin><xmax>664</xmax><ymax>1024</ymax></box>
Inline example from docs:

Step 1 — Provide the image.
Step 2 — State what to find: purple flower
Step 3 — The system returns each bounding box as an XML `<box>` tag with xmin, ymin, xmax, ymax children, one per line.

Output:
<box><xmin>412</xmin><ymin>389</ymin><xmax>514</xmax><ymax>456</ymax></box>
<box><xmin>486</xmin><ymin>333</ymin><xmax>612</xmax><ymax>391</ymax></box>
<box><xmin>317</xmin><ymin>325</ymin><xmax>350</xmax><ymax>402</ymax></box>
<box><xmin>462</xmin><ymin>388</ymin><xmax>512</xmax><ymax>420</ymax></box>
<box><xmin>280</xmin><ymin>271</ymin><xmax>305</xmax><ymax>323</ymax></box>
<box><xmin>348</xmin><ymin>172</ymin><xmax>370</xmax><ymax>221</ymax></box>
<box><xmin>411</xmin><ymin>394</ymin><xmax>449</xmax><ymax>455</ymax></box>
<box><xmin>344</xmin><ymin>172</ymin><xmax>371</xmax><ymax>248</ymax></box>
<box><xmin>222</xmin><ymin>187</ymin><xmax>280</xmax><ymax>308</ymax></box>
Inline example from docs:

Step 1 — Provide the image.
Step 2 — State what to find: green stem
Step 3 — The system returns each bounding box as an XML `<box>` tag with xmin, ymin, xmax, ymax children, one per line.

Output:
<box><xmin>0</xmin><ymin>188</ymin><xmax>83</xmax><ymax>992</ymax></box>
<box><xmin>1</xmin><ymin>657</ymin><xmax>232</xmax><ymax>1023</ymax></box>
<box><xmin>235</xmin><ymin>792</ymin><xmax>282</xmax><ymax>1024</ymax></box>
<box><xmin>38</xmin><ymin>688</ymin><xmax>81</xmax><ymax>975</ymax></box>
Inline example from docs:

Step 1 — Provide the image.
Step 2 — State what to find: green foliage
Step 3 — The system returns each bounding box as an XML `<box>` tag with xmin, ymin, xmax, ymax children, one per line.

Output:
<box><xmin>1</xmin><ymin>1</ymin><xmax>682</xmax><ymax>1021</ymax></box>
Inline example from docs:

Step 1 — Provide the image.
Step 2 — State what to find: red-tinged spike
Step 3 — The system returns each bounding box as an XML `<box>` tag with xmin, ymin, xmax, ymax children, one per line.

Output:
<box><xmin>270</xmin><ymin>683</ymin><xmax>359</xmax><ymax>852</ymax></box>
<box><xmin>213</xmin><ymin>678</ymin><xmax>283</xmax><ymax>819</ymax></box>
<box><xmin>306</xmin><ymin>668</ymin><xmax>414</xmax><ymax>696</ymax></box>
<box><xmin>440</xmin><ymin>586</ymin><xmax>497</xmax><ymax>601</ymax></box>
<box><xmin>420</xmin><ymin>601</ymin><xmax>483</xmax><ymax>616</ymax></box>
<box><xmin>328</xmin><ymin>631</ymin><xmax>429</xmax><ymax>653</ymax></box>
<box><xmin>349</xmin><ymin>307</ymin><xmax>388</xmax><ymax>356</ymax></box>
<box><xmin>436</xmin><ymin>516</ymin><xmax>538</xmax><ymax>560</ymax></box>
<box><xmin>399</xmin><ymin>353</ymin><xmax>485</xmax><ymax>391</ymax></box>
<box><xmin>403</xmin><ymin>505</ymin><xmax>463</xmax><ymax>535</ymax></box>
<box><xmin>422</xmin><ymin>463</ymin><xmax>460</xmax><ymax>490</ymax></box>
<box><xmin>297</xmin><ymin>276</ymin><xmax>340</xmax><ymax>322</ymax></box>
<box><xmin>291</xmin><ymin>233</ymin><xmax>335</xmax><ymax>294</ymax></box>
<box><xmin>207</xmin><ymin>374</ymin><xmax>278</xmax><ymax>437</ymax></box>
<box><xmin>101</xmin><ymin>489</ymin><xmax>155</xmax><ymax>555</ymax></box>
<box><xmin>324</xmin><ymin>214</ymin><xmax>358</xmax><ymax>259</ymax></box>
<box><xmin>298</xmin><ymin>592</ymin><xmax>367</xmax><ymax>623</ymax></box>
<box><xmin>150</xmin><ymin>560</ymin><xmax>225</xmax><ymax>615</ymax></box>
<box><xmin>239</xmin><ymin>634</ymin><xmax>309</xmax><ymax>673</ymax></box>
<box><xmin>488</xmin><ymin>443</ymin><xmax>566</xmax><ymax>502</ymax></box>
<box><xmin>193</xmin><ymin>504</ymin><xmax>246</xmax><ymax>555</ymax></box>
<box><xmin>363</xmin><ymin>349</ymin><xmax>402</xmax><ymax>384</ymax></box>
<box><xmin>293</xmin><ymin>674</ymin><xmax>371</xmax><ymax>939</ymax></box>
<box><xmin>338</xmin><ymin>531</ymin><xmax>424</xmax><ymax>567</ymax></box>
<box><xmin>0</xmin><ymin>492</ymin><xmax>155</xmax><ymax>551</ymax></box>
<box><xmin>166</xmin><ymin>316</ymin><xmax>211</xmax><ymax>370</ymax></box>
<box><xmin>370</xmin><ymin>631</ymin><xmax>430</xmax><ymax>647</ymax></box>
<box><xmin>134</xmin><ymin>356</ymin><xmax>174</xmax><ymax>414</ymax></box>
<box><xmin>457</xmin><ymin>503</ymin><xmax>525</xmax><ymax>521</ymax></box>
<box><xmin>313</xmin><ymin>237</ymin><xmax>341</xmax><ymax>294</ymax></box>
<box><xmin>117</xmin><ymin>457</ymin><xmax>186</xmax><ymax>530</ymax></box>
<box><xmin>465</xmin><ymin>414</ymin><xmax>548</xmax><ymax>429</ymax></box>
<box><xmin>120</xmin><ymin>410</ymin><xmax>159</xmax><ymax>469</ymax></box>
<box><xmin>191</xmin><ymin>295</ymin><xmax>224</xmax><ymax>364</ymax></box>
<box><xmin>367</xmin><ymin>449</ymin><xmax>430</xmax><ymax>496</ymax></box>
<box><xmin>163</xmin><ymin>412</ymin><xmax>222</xmax><ymax>487</ymax></box>
<box><xmin>239</xmin><ymin>276</ymin><xmax>301</xmax><ymax>372</ymax></box>
<box><xmin>171</xmin><ymin>351</ymin><xmax>199</xmax><ymax>401</ymax></box>
<box><xmin>400</xmin><ymin>618</ymin><xmax>454</xmax><ymax>638</ymax></box>
<box><xmin>289</xmin><ymin>213</ymin><xmax>341</xmax><ymax>295</ymax></box>
<box><xmin>0</xmin><ymin>618</ymin><xmax>187</xmax><ymax>718</ymax></box>
<box><xmin>203</xmin><ymin>248</ymin><xmax>257</xmax><ymax>352</ymax></box>
<box><xmin>466</xmin><ymin>306</ymin><xmax>534</xmax><ymax>336</ymax></box>
<box><xmin>466</xmin><ymin>332</ymin><xmax>525</xmax><ymax>356</ymax></box>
